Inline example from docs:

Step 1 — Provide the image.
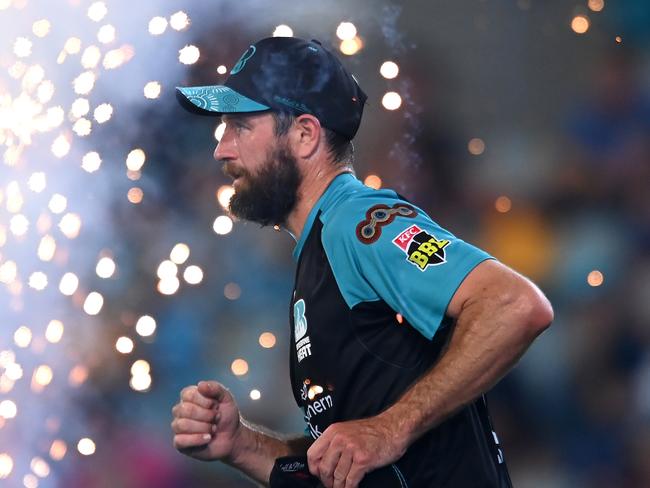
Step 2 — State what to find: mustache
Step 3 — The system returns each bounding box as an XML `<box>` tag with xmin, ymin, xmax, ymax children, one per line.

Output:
<box><xmin>221</xmin><ymin>161</ymin><xmax>249</xmax><ymax>180</ymax></box>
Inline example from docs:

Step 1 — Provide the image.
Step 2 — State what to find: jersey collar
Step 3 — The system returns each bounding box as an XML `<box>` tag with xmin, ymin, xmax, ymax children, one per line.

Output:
<box><xmin>292</xmin><ymin>172</ymin><xmax>357</xmax><ymax>261</ymax></box>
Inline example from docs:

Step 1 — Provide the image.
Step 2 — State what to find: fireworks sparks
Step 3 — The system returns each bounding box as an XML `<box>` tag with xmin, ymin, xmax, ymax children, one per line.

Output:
<box><xmin>178</xmin><ymin>44</ymin><xmax>200</xmax><ymax>64</ymax></box>
<box><xmin>81</xmin><ymin>151</ymin><xmax>102</xmax><ymax>172</ymax></box>
<box><xmin>143</xmin><ymin>81</ymin><xmax>161</xmax><ymax>99</ymax></box>
<box><xmin>170</xmin><ymin>11</ymin><xmax>190</xmax><ymax>31</ymax></box>
<box><xmin>87</xmin><ymin>2</ymin><xmax>108</xmax><ymax>22</ymax></box>
<box><xmin>148</xmin><ymin>16</ymin><xmax>168</xmax><ymax>36</ymax></box>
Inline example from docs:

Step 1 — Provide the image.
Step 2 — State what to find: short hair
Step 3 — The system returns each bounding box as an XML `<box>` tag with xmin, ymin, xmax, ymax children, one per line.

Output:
<box><xmin>271</xmin><ymin>111</ymin><xmax>354</xmax><ymax>166</ymax></box>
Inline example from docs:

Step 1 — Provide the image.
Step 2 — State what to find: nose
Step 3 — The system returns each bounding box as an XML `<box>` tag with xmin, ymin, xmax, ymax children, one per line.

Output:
<box><xmin>214</xmin><ymin>128</ymin><xmax>236</xmax><ymax>162</ymax></box>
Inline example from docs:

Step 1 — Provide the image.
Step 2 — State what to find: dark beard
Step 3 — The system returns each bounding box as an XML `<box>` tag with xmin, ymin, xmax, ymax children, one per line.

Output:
<box><xmin>227</xmin><ymin>145</ymin><xmax>301</xmax><ymax>227</ymax></box>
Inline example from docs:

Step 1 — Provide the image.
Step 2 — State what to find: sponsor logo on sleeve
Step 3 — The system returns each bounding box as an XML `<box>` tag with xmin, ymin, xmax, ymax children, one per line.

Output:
<box><xmin>356</xmin><ymin>203</ymin><xmax>417</xmax><ymax>244</ymax></box>
<box><xmin>392</xmin><ymin>224</ymin><xmax>450</xmax><ymax>271</ymax></box>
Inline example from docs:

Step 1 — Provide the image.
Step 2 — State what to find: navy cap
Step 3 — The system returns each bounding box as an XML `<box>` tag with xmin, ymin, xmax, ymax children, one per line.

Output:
<box><xmin>176</xmin><ymin>37</ymin><xmax>367</xmax><ymax>139</ymax></box>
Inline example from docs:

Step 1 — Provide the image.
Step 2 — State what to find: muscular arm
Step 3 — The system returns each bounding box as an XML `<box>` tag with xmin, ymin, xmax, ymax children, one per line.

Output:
<box><xmin>308</xmin><ymin>259</ymin><xmax>554</xmax><ymax>487</ymax></box>
<box><xmin>379</xmin><ymin>259</ymin><xmax>554</xmax><ymax>446</ymax></box>
<box><xmin>172</xmin><ymin>381</ymin><xmax>311</xmax><ymax>487</ymax></box>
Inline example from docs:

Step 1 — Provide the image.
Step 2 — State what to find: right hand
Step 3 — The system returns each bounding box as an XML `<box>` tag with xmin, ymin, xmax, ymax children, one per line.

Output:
<box><xmin>171</xmin><ymin>381</ymin><xmax>242</xmax><ymax>462</ymax></box>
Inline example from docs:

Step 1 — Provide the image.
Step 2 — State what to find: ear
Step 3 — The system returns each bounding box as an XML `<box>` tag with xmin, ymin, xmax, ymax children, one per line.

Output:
<box><xmin>290</xmin><ymin>114</ymin><xmax>322</xmax><ymax>159</ymax></box>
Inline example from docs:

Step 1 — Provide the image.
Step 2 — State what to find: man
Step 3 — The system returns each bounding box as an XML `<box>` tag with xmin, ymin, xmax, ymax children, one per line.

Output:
<box><xmin>172</xmin><ymin>36</ymin><xmax>553</xmax><ymax>487</ymax></box>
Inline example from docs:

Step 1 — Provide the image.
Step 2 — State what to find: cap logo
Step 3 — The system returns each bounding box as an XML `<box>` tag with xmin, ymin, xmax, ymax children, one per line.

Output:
<box><xmin>230</xmin><ymin>45</ymin><xmax>256</xmax><ymax>75</ymax></box>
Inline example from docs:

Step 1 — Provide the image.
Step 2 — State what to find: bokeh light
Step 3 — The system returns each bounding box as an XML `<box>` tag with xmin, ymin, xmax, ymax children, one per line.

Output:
<box><xmin>115</xmin><ymin>336</ymin><xmax>134</xmax><ymax>354</ymax></box>
<box><xmin>59</xmin><ymin>273</ymin><xmax>79</xmax><ymax>296</ymax></box>
<box><xmin>380</xmin><ymin>61</ymin><xmax>399</xmax><ymax>79</ymax></box>
<box><xmin>340</xmin><ymin>37</ymin><xmax>363</xmax><ymax>55</ymax></box>
<box><xmin>135</xmin><ymin>315</ymin><xmax>156</xmax><ymax>337</ymax></box>
<box><xmin>217</xmin><ymin>185</ymin><xmax>234</xmax><ymax>209</ymax></box>
<box><xmin>231</xmin><ymin>359</ymin><xmax>249</xmax><ymax>376</ymax></box>
<box><xmin>45</xmin><ymin>320</ymin><xmax>64</xmax><ymax>343</ymax></box>
<box><xmin>127</xmin><ymin>187</ymin><xmax>143</xmax><ymax>204</ymax></box>
<box><xmin>363</xmin><ymin>174</ymin><xmax>382</xmax><ymax>189</ymax></box>
<box><xmin>224</xmin><ymin>282</ymin><xmax>241</xmax><ymax>300</ymax></box>
<box><xmin>83</xmin><ymin>292</ymin><xmax>104</xmax><ymax>315</ymax></box>
<box><xmin>250</xmin><ymin>389</ymin><xmax>261</xmax><ymax>400</ymax></box>
<box><xmin>0</xmin><ymin>453</ymin><xmax>13</xmax><ymax>478</ymax></box>
<box><xmin>49</xmin><ymin>440</ymin><xmax>67</xmax><ymax>461</ymax></box>
<box><xmin>571</xmin><ymin>15</ymin><xmax>590</xmax><ymax>34</ymax></box>
<box><xmin>37</xmin><ymin>235</ymin><xmax>56</xmax><ymax>261</ymax></box>
<box><xmin>273</xmin><ymin>25</ymin><xmax>293</xmax><ymax>37</ymax></box>
<box><xmin>14</xmin><ymin>326</ymin><xmax>32</xmax><ymax>348</ymax></box>
<box><xmin>213</xmin><ymin>215</ymin><xmax>233</xmax><ymax>235</ymax></box>
<box><xmin>381</xmin><ymin>91</ymin><xmax>402</xmax><ymax>110</ymax></box>
<box><xmin>183</xmin><ymin>265</ymin><xmax>203</xmax><ymax>285</ymax></box>
<box><xmin>588</xmin><ymin>0</ymin><xmax>604</xmax><ymax>12</ymax></box>
<box><xmin>0</xmin><ymin>400</ymin><xmax>17</xmax><ymax>419</ymax></box>
<box><xmin>587</xmin><ymin>270</ymin><xmax>604</xmax><ymax>287</ymax></box>
<box><xmin>126</xmin><ymin>148</ymin><xmax>146</xmax><ymax>171</ymax></box>
<box><xmin>96</xmin><ymin>256</ymin><xmax>116</xmax><ymax>278</ymax></box>
<box><xmin>495</xmin><ymin>196</ymin><xmax>512</xmax><ymax>213</ymax></box>
<box><xmin>468</xmin><ymin>138</ymin><xmax>486</xmax><ymax>155</ymax></box>
<box><xmin>336</xmin><ymin>22</ymin><xmax>357</xmax><ymax>41</ymax></box>
<box><xmin>77</xmin><ymin>438</ymin><xmax>95</xmax><ymax>456</ymax></box>
<box><xmin>170</xmin><ymin>243</ymin><xmax>190</xmax><ymax>264</ymax></box>
<box><xmin>259</xmin><ymin>332</ymin><xmax>276</xmax><ymax>349</ymax></box>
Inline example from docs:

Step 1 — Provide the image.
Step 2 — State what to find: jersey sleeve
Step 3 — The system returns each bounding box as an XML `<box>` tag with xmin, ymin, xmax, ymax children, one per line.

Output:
<box><xmin>321</xmin><ymin>194</ymin><xmax>494</xmax><ymax>339</ymax></box>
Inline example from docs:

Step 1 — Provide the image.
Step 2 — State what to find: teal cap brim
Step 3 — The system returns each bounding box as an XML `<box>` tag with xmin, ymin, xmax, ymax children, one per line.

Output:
<box><xmin>175</xmin><ymin>85</ymin><xmax>270</xmax><ymax>115</ymax></box>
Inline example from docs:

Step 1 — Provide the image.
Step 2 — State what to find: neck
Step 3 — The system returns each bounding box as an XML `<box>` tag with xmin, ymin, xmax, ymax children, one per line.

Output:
<box><xmin>285</xmin><ymin>163</ymin><xmax>350</xmax><ymax>239</ymax></box>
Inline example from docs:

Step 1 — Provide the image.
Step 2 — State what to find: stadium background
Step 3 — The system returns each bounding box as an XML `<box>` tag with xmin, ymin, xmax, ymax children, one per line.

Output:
<box><xmin>0</xmin><ymin>0</ymin><xmax>649</xmax><ymax>486</ymax></box>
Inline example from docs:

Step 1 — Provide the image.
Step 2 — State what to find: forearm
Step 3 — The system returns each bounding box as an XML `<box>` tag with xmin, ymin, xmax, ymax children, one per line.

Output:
<box><xmin>381</xmin><ymin>291</ymin><xmax>549</xmax><ymax>448</ymax></box>
<box><xmin>227</xmin><ymin>418</ymin><xmax>312</xmax><ymax>486</ymax></box>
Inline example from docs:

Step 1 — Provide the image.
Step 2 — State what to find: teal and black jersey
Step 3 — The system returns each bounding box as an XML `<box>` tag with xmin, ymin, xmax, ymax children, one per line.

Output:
<box><xmin>289</xmin><ymin>173</ymin><xmax>512</xmax><ymax>487</ymax></box>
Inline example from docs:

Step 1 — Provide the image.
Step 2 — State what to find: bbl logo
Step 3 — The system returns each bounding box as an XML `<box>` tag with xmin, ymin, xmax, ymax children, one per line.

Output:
<box><xmin>393</xmin><ymin>224</ymin><xmax>450</xmax><ymax>271</ymax></box>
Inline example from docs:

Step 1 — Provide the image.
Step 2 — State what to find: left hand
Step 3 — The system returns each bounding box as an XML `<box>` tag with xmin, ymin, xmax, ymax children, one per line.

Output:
<box><xmin>306</xmin><ymin>416</ymin><xmax>407</xmax><ymax>488</ymax></box>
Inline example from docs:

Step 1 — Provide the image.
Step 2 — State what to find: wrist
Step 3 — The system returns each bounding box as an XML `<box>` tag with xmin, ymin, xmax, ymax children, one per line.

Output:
<box><xmin>225</xmin><ymin>416</ymin><xmax>253</xmax><ymax>466</ymax></box>
<box><xmin>378</xmin><ymin>404</ymin><xmax>414</xmax><ymax>455</ymax></box>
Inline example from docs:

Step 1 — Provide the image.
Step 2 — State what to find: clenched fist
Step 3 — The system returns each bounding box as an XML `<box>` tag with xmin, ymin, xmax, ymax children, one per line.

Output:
<box><xmin>171</xmin><ymin>381</ymin><xmax>242</xmax><ymax>462</ymax></box>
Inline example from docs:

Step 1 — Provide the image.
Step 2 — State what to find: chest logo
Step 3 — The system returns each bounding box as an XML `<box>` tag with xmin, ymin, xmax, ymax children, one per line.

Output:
<box><xmin>293</xmin><ymin>299</ymin><xmax>312</xmax><ymax>362</ymax></box>
<box><xmin>356</xmin><ymin>203</ymin><xmax>417</xmax><ymax>244</ymax></box>
<box><xmin>393</xmin><ymin>224</ymin><xmax>450</xmax><ymax>271</ymax></box>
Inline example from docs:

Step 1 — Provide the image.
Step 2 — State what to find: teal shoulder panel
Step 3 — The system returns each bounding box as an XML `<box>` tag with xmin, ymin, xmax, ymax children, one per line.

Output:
<box><xmin>321</xmin><ymin>190</ymin><xmax>494</xmax><ymax>340</ymax></box>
